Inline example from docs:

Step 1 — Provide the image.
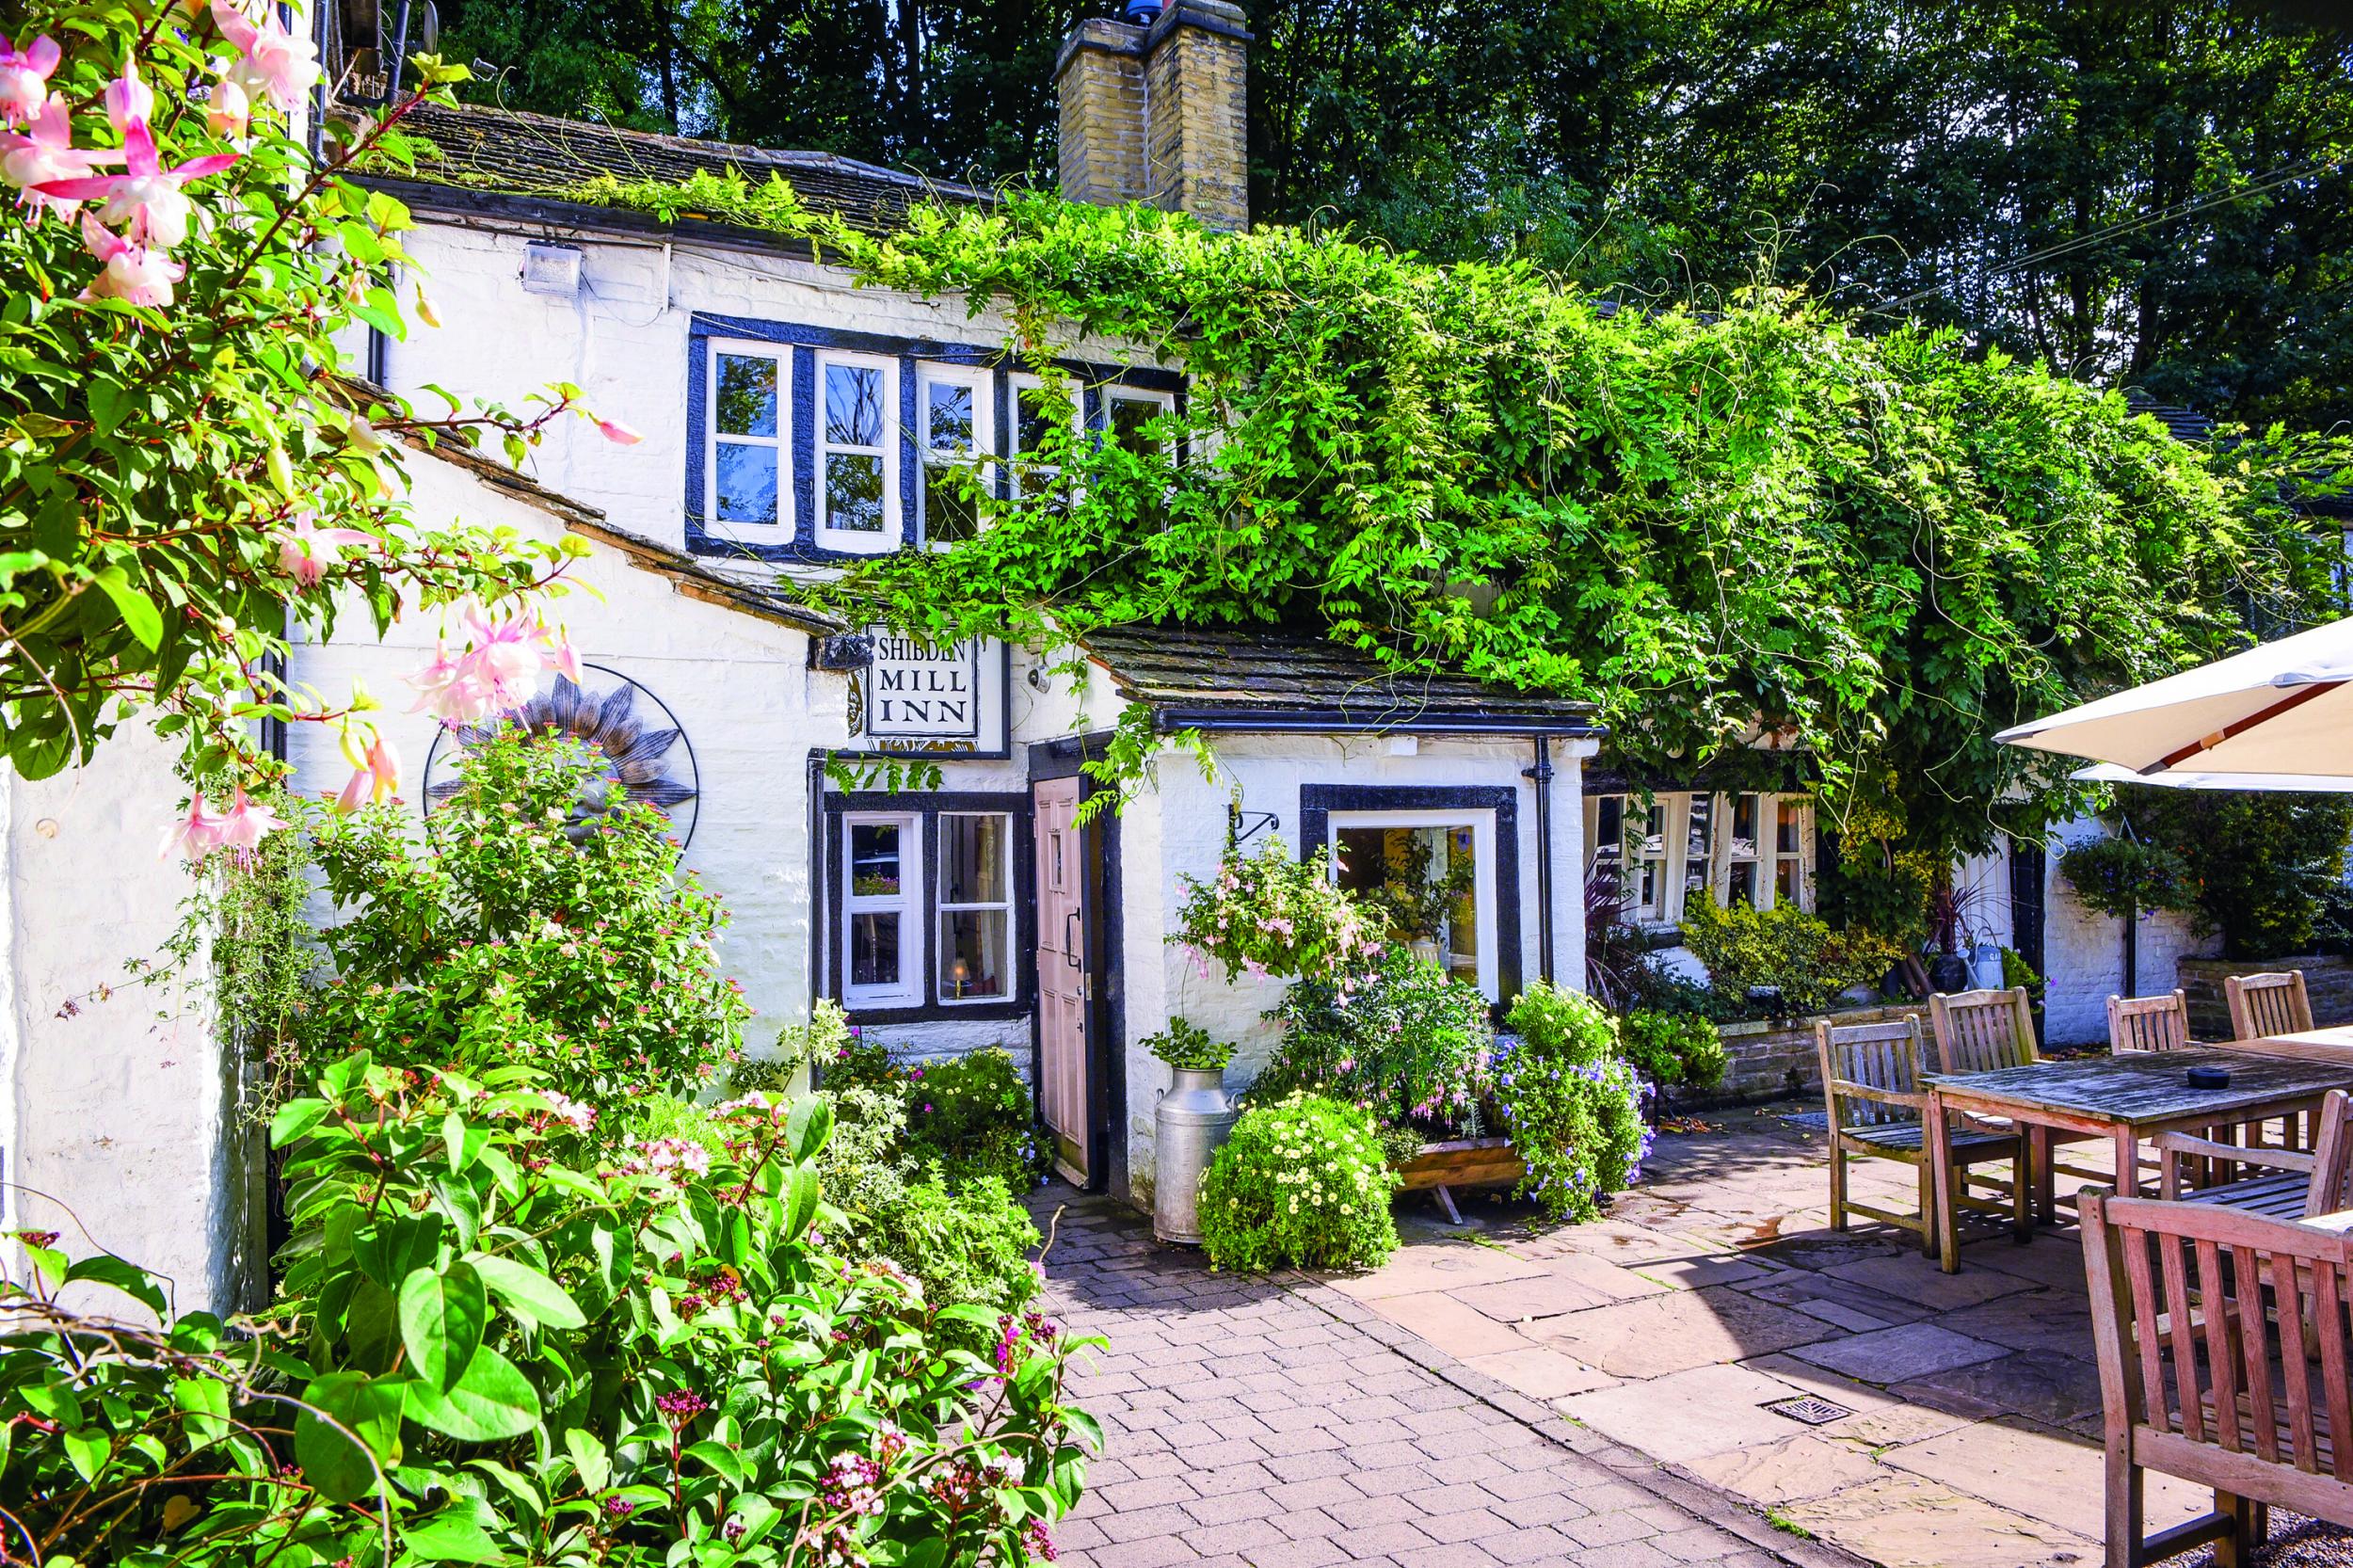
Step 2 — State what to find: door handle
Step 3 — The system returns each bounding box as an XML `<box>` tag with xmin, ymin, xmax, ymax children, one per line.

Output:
<box><xmin>1065</xmin><ymin>910</ymin><xmax>1083</xmax><ymax>967</ymax></box>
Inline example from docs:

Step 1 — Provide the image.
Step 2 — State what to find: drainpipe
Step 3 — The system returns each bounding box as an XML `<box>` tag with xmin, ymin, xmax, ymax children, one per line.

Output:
<box><xmin>806</xmin><ymin>748</ymin><xmax>826</xmax><ymax>1020</ymax></box>
<box><xmin>1525</xmin><ymin>735</ymin><xmax>1556</xmax><ymax>987</ymax></box>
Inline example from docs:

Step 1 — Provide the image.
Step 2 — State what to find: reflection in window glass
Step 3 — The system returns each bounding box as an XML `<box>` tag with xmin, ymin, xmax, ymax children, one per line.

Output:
<box><xmin>1334</xmin><ymin>823</ymin><xmax>1479</xmax><ymax>985</ymax></box>
<box><xmin>1109</xmin><ymin>394</ymin><xmax>1161</xmax><ymax>457</ymax></box>
<box><xmin>940</xmin><ymin>910</ymin><xmax>1007</xmax><ymax>1000</ymax></box>
<box><xmin>825</xmin><ymin>363</ymin><xmax>883</xmax><ymax>443</ymax></box>
<box><xmin>714</xmin><ymin>442</ymin><xmax>777</xmax><ymax>525</ymax></box>
<box><xmin>922</xmin><ymin>377</ymin><xmax>982</xmax><ymax>545</ymax></box>
<box><xmin>940</xmin><ymin>814</ymin><xmax>1007</xmax><ymax>904</ymax></box>
<box><xmin>716</xmin><ymin>354</ymin><xmax>777</xmax><ymax>436</ymax></box>
<box><xmin>849</xmin><ymin>822</ymin><xmax>902</xmax><ymax>896</ymax></box>
<box><xmin>927</xmin><ymin>381</ymin><xmax>973</xmax><ymax>449</ymax></box>
<box><xmin>851</xmin><ymin>912</ymin><xmax>902</xmax><ymax>988</ymax></box>
<box><xmin>826</xmin><ymin>453</ymin><xmax>885</xmax><ymax>533</ymax></box>
<box><xmin>938</xmin><ymin>812</ymin><xmax>1013</xmax><ymax>1003</ymax></box>
<box><xmin>1016</xmin><ymin>385</ymin><xmax>1066</xmax><ymax>498</ymax></box>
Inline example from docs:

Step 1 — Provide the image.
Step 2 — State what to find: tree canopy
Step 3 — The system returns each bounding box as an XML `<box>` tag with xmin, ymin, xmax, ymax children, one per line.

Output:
<box><xmin>440</xmin><ymin>0</ymin><xmax>2353</xmax><ymax>430</ymax></box>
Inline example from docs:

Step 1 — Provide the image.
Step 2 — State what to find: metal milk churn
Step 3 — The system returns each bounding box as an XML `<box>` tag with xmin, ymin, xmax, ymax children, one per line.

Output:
<box><xmin>1153</xmin><ymin>1065</ymin><xmax>1237</xmax><ymax>1244</ymax></box>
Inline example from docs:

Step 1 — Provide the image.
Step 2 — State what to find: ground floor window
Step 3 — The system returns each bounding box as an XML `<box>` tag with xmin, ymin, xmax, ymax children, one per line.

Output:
<box><xmin>1327</xmin><ymin>810</ymin><xmax>1498</xmax><ymax>996</ymax></box>
<box><xmin>828</xmin><ymin>792</ymin><xmax>1029</xmax><ymax>1018</ymax></box>
<box><xmin>1585</xmin><ymin>790</ymin><xmax>1816</xmax><ymax>928</ymax></box>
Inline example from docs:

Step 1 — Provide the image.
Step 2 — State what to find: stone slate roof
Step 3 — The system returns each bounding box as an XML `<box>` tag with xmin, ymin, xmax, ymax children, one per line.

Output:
<box><xmin>1077</xmin><ymin>626</ymin><xmax>1601</xmax><ymax>734</ymax></box>
<box><xmin>2124</xmin><ymin>391</ymin><xmax>2217</xmax><ymax>445</ymax></box>
<box><xmin>385</xmin><ymin>102</ymin><xmax>993</xmax><ymax>234</ymax></box>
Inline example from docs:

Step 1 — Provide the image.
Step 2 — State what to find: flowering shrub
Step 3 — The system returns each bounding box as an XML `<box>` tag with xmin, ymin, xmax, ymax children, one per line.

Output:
<box><xmin>296</xmin><ymin>728</ymin><xmax>750</xmax><ymax>1101</ymax></box>
<box><xmin>1497</xmin><ymin>984</ymin><xmax>1653</xmax><ymax>1221</ymax></box>
<box><xmin>825</xmin><ymin>1037</ymin><xmax>1049</xmax><ymax>1192</ymax></box>
<box><xmin>1171</xmin><ymin>834</ymin><xmax>1381</xmax><ymax>987</ymax></box>
<box><xmin>0</xmin><ymin>0</ymin><xmax>637</xmax><ymax>825</ymax></box>
<box><xmin>1254</xmin><ymin>945</ymin><xmax>1493</xmax><ymax>1138</ymax></box>
<box><xmin>1197</xmin><ymin>1094</ymin><xmax>1401</xmax><ymax>1272</ymax></box>
<box><xmin>1680</xmin><ymin>897</ymin><xmax>1900</xmax><ymax>1017</ymax></box>
<box><xmin>0</xmin><ymin>1053</ymin><xmax>1095</xmax><ymax>1564</ymax></box>
<box><xmin>1617</xmin><ymin>1008</ymin><xmax>1728</xmax><ymax>1091</ymax></box>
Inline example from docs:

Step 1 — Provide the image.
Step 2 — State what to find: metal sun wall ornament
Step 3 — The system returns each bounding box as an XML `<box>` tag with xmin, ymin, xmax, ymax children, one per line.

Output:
<box><xmin>422</xmin><ymin>663</ymin><xmax>701</xmax><ymax>848</ymax></box>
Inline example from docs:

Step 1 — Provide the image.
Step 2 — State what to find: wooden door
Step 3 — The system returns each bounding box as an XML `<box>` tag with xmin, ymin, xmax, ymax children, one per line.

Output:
<box><xmin>1033</xmin><ymin>778</ymin><xmax>1089</xmax><ymax>1184</ymax></box>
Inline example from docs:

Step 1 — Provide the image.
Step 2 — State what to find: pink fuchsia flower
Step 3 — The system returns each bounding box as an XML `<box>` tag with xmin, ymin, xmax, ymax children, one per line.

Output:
<box><xmin>333</xmin><ymin>729</ymin><xmax>401</xmax><ymax>811</ymax></box>
<box><xmin>0</xmin><ymin>35</ymin><xmax>59</xmax><ymax>126</ymax></box>
<box><xmin>273</xmin><ymin>509</ymin><xmax>373</xmax><ymax>588</ymax></box>
<box><xmin>211</xmin><ymin>0</ymin><xmax>319</xmax><ymax>112</ymax></box>
<box><xmin>75</xmin><ymin>212</ymin><xmax>182</xmax><ymax>307</ymax></box>
<box><xmin>0</xmin><ymin>98</ymin><xmax>120</xmax><ymax>226</ymax></box>
<box><xmin>590</xmin><ymin>414</ymin><xmax>642</xmax><ymax>445</ymax></box>
<box><xmin>161</xmin><ymin>795</ymin><xmax>225</xmax><ymax>862</ymax></box>
<box><xmin>102</xmin><ymin>61</ymin><xmax>152</xmax><ymax>136</ymax></box>
<box><xmin>403</xmin><ymin>602</ymin><xmax>575</xmax><ymax>724</ymax></box>
<box><xmin>39</xmin><ymin>120</ymin><xmax>239</xmax><ymax>249</ymax></box>
<box><xmin>205</xmin><ymin>76</ymin><xmax>248</xmax><ymax>138</ymax></box>
<box><xmin>215</xmin><ymin>786</ymin><xmax>286</xmax><ymax>859</ymax></box>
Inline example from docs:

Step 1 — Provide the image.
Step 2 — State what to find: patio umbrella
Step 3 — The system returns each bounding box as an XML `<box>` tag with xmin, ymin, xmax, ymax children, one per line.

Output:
<box><xmin>1995</xmin><ymin>615</ymin><xmax>2353</xmax><ymax>785</ymax></box>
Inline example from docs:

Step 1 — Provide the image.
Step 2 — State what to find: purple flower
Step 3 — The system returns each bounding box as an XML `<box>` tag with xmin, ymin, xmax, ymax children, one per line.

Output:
<box><xmin>604</xmin><ymin>1497</ymin><xmax>636</xmax><ymax>1519</ymax></box>
<box><xmin>655</xmin><ymin>1388</ymin><xmax>709</xmax><ymax>1423</ymax></box>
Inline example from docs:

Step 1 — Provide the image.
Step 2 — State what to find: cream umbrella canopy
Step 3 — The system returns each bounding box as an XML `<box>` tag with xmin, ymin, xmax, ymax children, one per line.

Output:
<box><xmin>1994</xmin><ymin>616</ymin><xmax>2353</xmax><ymax>783</ymax></box>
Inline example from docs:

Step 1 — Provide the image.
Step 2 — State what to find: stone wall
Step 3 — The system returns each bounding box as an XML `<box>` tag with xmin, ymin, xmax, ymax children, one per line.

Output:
<box><xmin>2177</xmin><ymin>954</ymin><xmax>2353</xmax><ymax>1040</ymax></box>
<box><xmin>1673</xmin><ymin>1001</ymin><xmax>1925</xmax><ymax>1111</ymax></box>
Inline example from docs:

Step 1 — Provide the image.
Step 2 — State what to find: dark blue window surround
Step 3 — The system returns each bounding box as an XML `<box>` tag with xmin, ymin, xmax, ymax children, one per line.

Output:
<box><xmin>683</xmin><ymin>312</ymin><xmax>1185</xmax><ymax>565</ymax></box>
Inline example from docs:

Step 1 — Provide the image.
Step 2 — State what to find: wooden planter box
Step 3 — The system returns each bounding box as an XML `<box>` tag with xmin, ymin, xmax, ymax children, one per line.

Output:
<box><xmin>1396</xmin><ymin>1136</ymin><xmax>1525</xmax><ymax>1224</ymax></box>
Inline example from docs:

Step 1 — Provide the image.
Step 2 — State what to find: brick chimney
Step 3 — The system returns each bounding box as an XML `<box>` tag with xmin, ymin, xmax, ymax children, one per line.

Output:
<box><xmin>1055</xmin><ymin>0</ymin><xmax>1252</xmax><ymax>232</ymax></box>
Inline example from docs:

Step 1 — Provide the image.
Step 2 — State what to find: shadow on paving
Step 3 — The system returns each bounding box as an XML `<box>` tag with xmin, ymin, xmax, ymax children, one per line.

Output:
<box><xmin>1331</xmin><ymin>1104</ymin><xmax>2353</xmax><ymax>1568</ymax></box>
<box><xmin>1024</xmin><ymin>1179</ymin><xmax>1822</xmax><ymax>1568</ymax></box>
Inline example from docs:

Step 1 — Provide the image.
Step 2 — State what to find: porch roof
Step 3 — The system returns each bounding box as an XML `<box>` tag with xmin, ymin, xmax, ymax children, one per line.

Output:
<box><xmin>1075</xmin><ymin>626</ymin><xmax>1603</xmax><ymax>737</ymax></box>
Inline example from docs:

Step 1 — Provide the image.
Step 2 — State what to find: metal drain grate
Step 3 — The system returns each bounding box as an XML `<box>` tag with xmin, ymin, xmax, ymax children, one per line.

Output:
<box><xmin>1761</xmin><ymin>1395</ymin><xmax>1852</xmax><ymax>1426</ymax></box>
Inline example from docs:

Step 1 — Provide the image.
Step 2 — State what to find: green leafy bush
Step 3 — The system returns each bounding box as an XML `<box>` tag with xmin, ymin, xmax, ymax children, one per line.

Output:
<box><xmin>1255</xmin><ymin>945</ymin><xmax>1493</xmax><ymax>1135</ymax></box>
<box><xmin>1680</xmin><ymin>899</ymin><xmax>1897</xmax><ymax>1017</ymax></box>
<box><xmin>1618</xmin><ymin>1008</ymin><xmax>1728</xmax><ymax>1090</ymax></box>
<box><xmin>0</xmin><ymin>1055</ymin><xmax>1094</xmax><ymax>1565</ymax></box>
<box><xmin>1198</xmin><ymin>1095</ymin><xmax>1401</xmax><ymax>1272</ymax></box>
<box><xmin>2057</xmin><ymin>835</ymin><xmax>2200</xmax><ymax>921</ymax></box>
<box><xmin>819</xmin><ymin>1035</ymin><xmax>1050</xmax><ymax>1193</ymax></box>
<box><xmin>1499</xmin><ymin>985</ymin><xmax>1654</xmax><ymax>1221</ymax></box>
<box><xmin>300</xmin><ymin>729</ymin><xmax>750</xmax><ymax>1102</ymax></box>
<box><xmin>2117</xmin><ymin>788</ymin><xmax>2353</xmax><ymax>959</ymax></box>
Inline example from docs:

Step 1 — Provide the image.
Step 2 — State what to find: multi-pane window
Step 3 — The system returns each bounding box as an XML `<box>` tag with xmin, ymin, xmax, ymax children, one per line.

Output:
<box><xmin>1011</xmin><ymin>376</ymin><xmax>1077</xmax><ymax>499</ymax></box>
<box><xmin>818</xmin><ymin>355</ymin><xmax>895</xmax><ymax>548</ymax></box>
<box><xmin>844</xmin><ymin>814</ymin><xmax>920</xmax><ymax>1008</ymax></box>
<box><xmin>1585</xmin><ymin>790</ymin><xmax>1815</xmax><ymax>926</ymax></box>
<box><xmin>919</xmin><ymin>367</ymin><xmax>988</xmax><ymax>547</ymax></box>
<box><xmin>1106</xmin><ymin>389</ymin><xmax>1171</xmax><ymax>457</ymax></box>
<box><xmin>709</xmin><ymin>345</ymin><xmax>785</xmax><ymax>528</ymax></box>
<box><xmin>938</xmin><ymin>812</ymin><xmax>1013</xmax><ymax>1002</ymax></box>
<box><xmin>1327</xmin><ymin>811</ymin><xmax>1499</xmax><ymax>997</ymax></box>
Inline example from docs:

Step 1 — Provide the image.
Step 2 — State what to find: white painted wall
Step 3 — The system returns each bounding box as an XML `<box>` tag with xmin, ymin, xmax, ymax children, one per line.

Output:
<box><xmin>380</xmin><ymin>220</ymin><xmax>1160</xmax><ymax>557</ymax></box>
<box><xmin>4</xmin><ymin>723</ymin><xmax>262</xmax><ymax>1318</ymax></box>
<box><xmin>285</xmin><ymin>456</ymin><xmax>845</xmax><ymax>1049</ymax></box>
<box><xmin>2037</xmin><ymin>815</ymin><xmax>2218</xmax><ymax>1045</ymax></box>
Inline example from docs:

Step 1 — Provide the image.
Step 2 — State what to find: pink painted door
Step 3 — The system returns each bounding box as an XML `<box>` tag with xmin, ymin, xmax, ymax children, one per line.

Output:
<box><xmin>1033</xmin><ymin>778</ymin><xmax>1090</xmax><ymax>1183</ymax></box>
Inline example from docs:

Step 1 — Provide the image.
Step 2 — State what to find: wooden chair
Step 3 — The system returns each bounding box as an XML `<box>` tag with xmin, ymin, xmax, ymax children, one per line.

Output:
<box><xmin>2158</xmin><ymin>1090</ymin><xmax>2353</xmax><ymax>1222</ymax></box>
<box><xmin>1931</xmin><ymin>985</ymin><xmax>2095</xmax><ymax>1212</ymax></box>
<box><xmin>1817</xmin><ymin>1016</ymin><xmax>2027</xmax><ymax>1257</ymax></box>
<box><xmin>2081</xmin><ymin>1186</ymin><xmax>2353</xmax><ymax>1567</ymax></box>
<box><xmin>2110</xmin><ymin>991</ymin><xmax>2194</xmax><ymax>1054</ymax></box>
<box><xmin>2228</xmin><ymin>971</ymin><xmax>2313</xmax><ymax>1043</ymax></box>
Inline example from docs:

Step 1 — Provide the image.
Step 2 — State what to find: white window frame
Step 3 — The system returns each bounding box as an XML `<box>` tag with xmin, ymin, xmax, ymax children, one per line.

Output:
<box><xmin>842</xmin><ymin>812</ymin><xmax>922</xmax><ymax>1009</ymax></box>
<box><xmin>916</xmin><ymin>362</ymin><xmax>995</xmax><ymax>551</ymax></box>
<box><xmin>815</xmin><ymin>350</ymin><xmax>900</xmax><ymax>552</ymax></box>
<box><xmin>936</xmin><ymin>810</ymin><xmax>1015</xmax><ymax>1005</ymax></box>
<box><xmin>1324</xmin><ymin>809</ymin><xmax>1500</xmax><ymax>999</ymax></box>
<box><xmin>1707</xmin><ymin>792</ymin><xmax>1815</xmax><ymax>913</ymax></box>
<box><xmin>1102</xmin><ymin>384</ymin><xmax>1176</xmax><ymax>456</ymax></box>
<box><xmin>704</xmin><ymin>337</ymin><xmax>790</xmax><ymax>540</ymax></box>
<box><xmin>1009</xmin><ymin>371</ymin><xmax>1083</xmax><ymax>498</ymax></box>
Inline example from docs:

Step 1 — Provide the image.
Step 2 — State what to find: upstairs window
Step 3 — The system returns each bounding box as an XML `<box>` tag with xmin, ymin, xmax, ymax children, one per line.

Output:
<box><xmin>818</xmin><ymin>354</ymin><xmax>897</xmax><ymax>552</ymax></box>
<box><xmin>1011</xmin><ymin>375</ymin><xmax>1079</xmax><ymax>500</ymax></box>
<box><xmin>1586</xmin><ymin>791</ymin><xmax>1816</xmax><ymax>926</ymax></box>
<box><xmin>708</xmin><ymin>344</ymin><xmax>786</xmax><ymax>531</ymax></box>
<box><xmin>919</xmin><ymin>365</ymin><xmax>990</xmax><ymax>547</ymax></box>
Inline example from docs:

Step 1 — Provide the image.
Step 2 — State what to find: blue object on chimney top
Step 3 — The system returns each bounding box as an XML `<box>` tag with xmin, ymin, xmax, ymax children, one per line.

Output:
<box><xmin>1125</xmin><ymin>0</ymin><xmax>1164</xmax><ymax>22</ymax></box>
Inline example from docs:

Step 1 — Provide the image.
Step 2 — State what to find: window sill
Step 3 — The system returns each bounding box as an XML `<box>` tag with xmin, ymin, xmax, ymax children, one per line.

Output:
<box><xmin>842</xmin><ymin>999</ymin><xmax>1030</xmax><ymax>1027</ymax></box>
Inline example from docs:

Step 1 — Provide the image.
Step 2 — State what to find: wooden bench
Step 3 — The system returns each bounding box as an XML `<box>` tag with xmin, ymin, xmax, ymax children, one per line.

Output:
<box><xmin>2082</xmin><ymin>1186</ymin><xmax>2353</xmax><ymax>1566</ymax></box>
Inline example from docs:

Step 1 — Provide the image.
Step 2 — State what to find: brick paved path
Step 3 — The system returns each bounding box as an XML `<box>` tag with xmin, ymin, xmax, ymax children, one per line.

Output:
<box><xmin>1032</xmin><ymin>1185</ymin><xmax>1849</xmax><ymax>1568</ymax></box>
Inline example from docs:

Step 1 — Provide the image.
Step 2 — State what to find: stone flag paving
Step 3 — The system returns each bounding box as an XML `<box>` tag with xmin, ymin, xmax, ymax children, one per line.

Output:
<box><xmin>1029</xmin><ymin>1185</ymin><xmax>1850</xmax><ymax>1568</ymax></box>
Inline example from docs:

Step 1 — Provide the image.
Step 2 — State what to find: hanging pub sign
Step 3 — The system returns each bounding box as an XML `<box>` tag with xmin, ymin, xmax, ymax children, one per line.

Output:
<box><xmin>844</xmin><ymin>629</ymin><xmax>1009</xmax><ymax>756</ymax></box>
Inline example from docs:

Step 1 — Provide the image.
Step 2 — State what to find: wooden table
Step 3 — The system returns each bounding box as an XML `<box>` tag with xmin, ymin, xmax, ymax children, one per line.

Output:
<box><xmin>2226</xmin><ymin>1023</ymin><xmax>2353</xmax><ymax>1062</ymax></box>
<box><xmin>1923</xmin><ymin>1048</ymin><xmax>2353</xmax><ymax>1273</ymax></box>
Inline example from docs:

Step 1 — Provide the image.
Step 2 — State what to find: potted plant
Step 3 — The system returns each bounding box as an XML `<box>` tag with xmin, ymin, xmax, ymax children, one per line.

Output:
<box><xmin>1144</xmin><ymin>1019</ymin><xmax>1240</xmax><ymax>1245</ymax></box>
